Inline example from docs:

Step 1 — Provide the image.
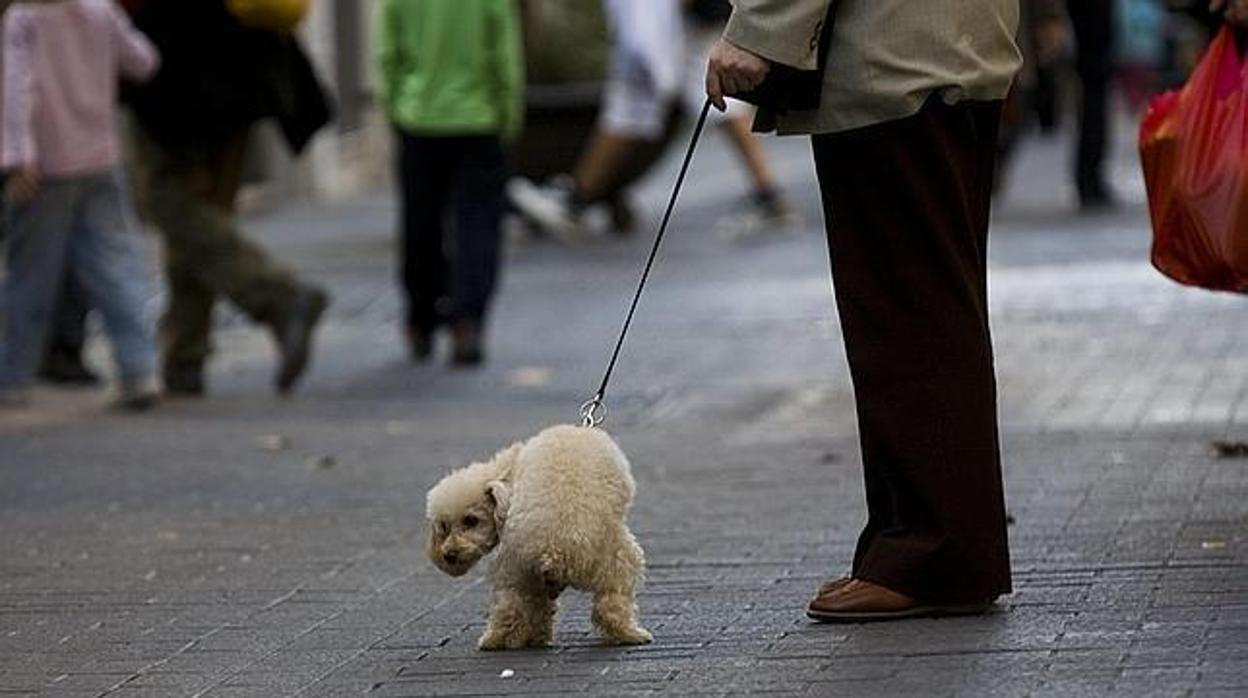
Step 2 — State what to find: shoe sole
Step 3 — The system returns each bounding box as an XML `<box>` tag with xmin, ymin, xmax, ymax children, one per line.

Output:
<box><xmin>806</xmin><ymin>601</ymin><xmax>994</xmax><ymax>623</ymax></box>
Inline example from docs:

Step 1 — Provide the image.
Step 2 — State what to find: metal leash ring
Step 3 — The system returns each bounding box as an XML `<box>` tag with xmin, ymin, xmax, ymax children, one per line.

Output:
<box><xmin>579</xmin><ymin>398</ymin><xmax>606</xmax><ymax>428</ymax></box>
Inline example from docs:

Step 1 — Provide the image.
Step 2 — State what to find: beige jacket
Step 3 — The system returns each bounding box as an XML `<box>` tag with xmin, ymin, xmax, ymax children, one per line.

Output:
<box><xmin>724</xmin><ymin>0</ymin><xmax>1023</xmax><ymax>134</ymax></box>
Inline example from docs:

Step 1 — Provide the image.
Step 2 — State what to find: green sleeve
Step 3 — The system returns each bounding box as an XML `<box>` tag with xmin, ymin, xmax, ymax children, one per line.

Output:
<box><xmin>374</xmin><ymin>0</ymin><xmax>401</xmax><ymax>118</ymax></box>
<box><xmin>492</xmin><ymin>0</ymin><xmax>525</xmax><ymax>142</ymax></box>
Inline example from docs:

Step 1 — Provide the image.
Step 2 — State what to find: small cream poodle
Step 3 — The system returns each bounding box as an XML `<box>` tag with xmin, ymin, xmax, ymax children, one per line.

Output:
<box><xmin>425</xmin><ymin>424</ymin><xmax>652</xmax><ymax>650</ymax></box>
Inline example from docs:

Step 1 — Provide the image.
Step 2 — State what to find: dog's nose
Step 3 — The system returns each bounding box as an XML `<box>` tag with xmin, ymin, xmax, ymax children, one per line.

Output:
<box><xmin>443</xmin><ymin>551</ymin><xmax>459</xmax><ymax>565</ymax></box>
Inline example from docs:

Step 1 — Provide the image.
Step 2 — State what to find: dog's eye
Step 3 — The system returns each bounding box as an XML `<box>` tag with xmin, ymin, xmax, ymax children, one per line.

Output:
<box><xmin>462</xmin><ymin>515</ymin><xmax>479</xmax><ymax>528</ymax></box>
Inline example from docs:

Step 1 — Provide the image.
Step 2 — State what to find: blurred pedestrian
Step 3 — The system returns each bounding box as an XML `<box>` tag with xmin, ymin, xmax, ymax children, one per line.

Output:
<box><xmin>0</xmin><ymin>0</ymin><xmax>98</xmax><ymax>387</ymax></box>
<box><xmin>684</xmin><ymin>0</ymin><xmax>801</xmax><ymax>241</ymax></box>
<box><xmin>1195</xmin><ymin>0</ymin><xmax>1248</xmax><ymax>32</ymax></box>
<box><xmin>1067</xmin><ymin>0</ymin><xmax>1119</xmax><ymax>210</ymax></box>
<box><xmin>997</xmin><ymin>0</ymin><xmax>1069</xmax><ymax>193</ymax></box>
<box><xmin>123</xmin><ymin>0</ymin><xmax>331</xmax><ymax>397</ymax></box>
<box><xmin>706</xmin><ymin>0</ymin><xmax>1019</xmax><ymax>620</ymax></box>
<box><xmin>1115</xmin><ymin>0</ymin><xmax>1165</xmax><ymax>112</ymax></box>
<box><xmin>507</xmin><ymin>0</ymin><xmax>686</xmax><ymax>243</ymax></box>
<box><xmin>0</xmin><ymin>0</ymin><xmax>161</xmax><ymax>410</ymax></box>
<box><xmin>375</xmin><ymin>0</ymin><xmax>523</xmax><ymax>366</ymax></box>
<box><xmin>1212</xmin><ymin>0</ymin><xmax>1248</xmax><ymax>27</ymax></box>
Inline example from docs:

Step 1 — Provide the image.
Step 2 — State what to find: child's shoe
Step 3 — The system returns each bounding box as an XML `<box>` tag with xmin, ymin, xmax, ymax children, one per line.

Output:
<box><xmin>117</xmin><ymin>376</ymin><xmax>160</xmax><ymax>412</ymax></box>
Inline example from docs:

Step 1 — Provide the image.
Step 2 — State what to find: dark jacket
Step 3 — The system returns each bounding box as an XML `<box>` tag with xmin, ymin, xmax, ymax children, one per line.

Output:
<box><xmin>124</xmin><ymin>0</ymin><xmax>332</xmax><ymax>153</ymax></box>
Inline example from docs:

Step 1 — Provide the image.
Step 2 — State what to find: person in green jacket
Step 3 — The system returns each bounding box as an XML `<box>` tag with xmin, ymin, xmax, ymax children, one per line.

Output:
<box><xmin>376</xmin><ymin>0</ymin><xmax>523</xmax><ymax>366</ymax></box>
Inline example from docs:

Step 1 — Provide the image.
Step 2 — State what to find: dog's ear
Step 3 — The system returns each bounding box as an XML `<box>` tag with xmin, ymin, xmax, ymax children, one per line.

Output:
<box><xmin>485</xmin><ymin>480</ymin><xmax>510</xmax><ymax>528</ymax></box>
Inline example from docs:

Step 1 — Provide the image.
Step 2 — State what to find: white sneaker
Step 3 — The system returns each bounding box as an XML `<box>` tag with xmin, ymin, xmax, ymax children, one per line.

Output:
<box><xmin>506</xmin><ymin>178</ymin><xmax>584</xmax><ymax>244</ymax></box>
<box><xmin>719</xmin><ymin>195</ymin><xmax>804</xmax><ymax>242</ymax></box>
<box><xmin>117</xmin><ymin>375</ymin><xmax>160</xmax><ymax>412</ymax></box>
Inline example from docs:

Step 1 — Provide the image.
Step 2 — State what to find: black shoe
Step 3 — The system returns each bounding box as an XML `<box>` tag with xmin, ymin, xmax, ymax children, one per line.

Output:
<box><xmin>163</xmin><ymin>363</ymin><xmax>205</xmax><ymax>397</ymax></box>
<box><xmin>406</xmin><ymin>325</ymin><xmax>434</xmax><ymax>363</ymax></box>
<box><xmin>1078</xmin><ymin>182</ymin><xmax>1118</xmax><ymax>212</ymax></box>
<box><xmin>607</xmin><ymin>196</ymin><xmax>637</xmax><ymax>236</ymax></box>
<box><xmin>37</xmin><ymin>349</ymin><xmax>100</xmax><ymax>386</ymax></box>
<box><xmin>275</xmin><ymin>287</ymin><xmax>329</xmax><ymax>394</ymax></box>
<box><xmin>450</xmin><ymin>321</ymin><xmax>484</xmax><ymax>368</ymax></box>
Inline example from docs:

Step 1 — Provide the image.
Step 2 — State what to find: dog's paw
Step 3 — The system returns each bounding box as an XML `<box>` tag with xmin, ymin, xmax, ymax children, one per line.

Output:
<box><xmin>478</xmin><ymin>630</ymin><xmax>547</xmax><ymax>651</ymax></box>
<box><xmin>606</xmin><ymin>626</ymin><xmax>653</xmax><ymax>646</ymax></box>
<box><xmin>477</xmin><ymin>631</ymin><xmax>509</xmax><ymax>651</ymax></box>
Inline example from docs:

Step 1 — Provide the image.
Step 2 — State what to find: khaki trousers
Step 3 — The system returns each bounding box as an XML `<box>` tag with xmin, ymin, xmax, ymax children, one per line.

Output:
<box><xmin>130</xmin><ymin>126</ymin><xmax>304</xmax><ymax>371</ymax></box>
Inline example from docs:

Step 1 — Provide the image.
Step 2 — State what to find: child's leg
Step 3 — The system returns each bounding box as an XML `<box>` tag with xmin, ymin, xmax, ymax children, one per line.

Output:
<box><xmin>0</xmin><ymin>181</ymin><xmax>78</xmax><ymax>391</ymax></box>
<box><xmin>398</xmin><ymin>132</ymin><xmax>451</xmax><ymax>335</ymax></box>
<box><xmin>448</xmin><ymin>136</ymin><xmax>505</xmax><ymax>327</ymax></box>
<box><xmin>66</xmin><ymin>170</ymin><xmax>157</xmax><ymax>389</ymax></box>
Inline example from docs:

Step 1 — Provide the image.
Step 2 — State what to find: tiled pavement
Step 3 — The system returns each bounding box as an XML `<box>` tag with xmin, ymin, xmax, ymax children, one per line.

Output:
<box><xmin>1</xmin><ymin>126</ymin><xmax>1246</xmax><ymax>696</ymax></box>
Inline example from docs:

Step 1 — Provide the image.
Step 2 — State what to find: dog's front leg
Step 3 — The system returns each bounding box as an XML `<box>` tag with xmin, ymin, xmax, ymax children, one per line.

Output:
<box><xmin>479</xmin><ymin>586</ymin><xmax>527</xmax><ymax>650</ymax></box>
<box><xmin>478</xmin><ymin>584</ymin><xmax>557</xmax><ymax>650</ymax></box>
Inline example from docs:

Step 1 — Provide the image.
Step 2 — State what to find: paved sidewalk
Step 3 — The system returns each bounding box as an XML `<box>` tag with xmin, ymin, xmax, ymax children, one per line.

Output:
<box><xmin>1</xmin><ymin>122</ymin><xmax>1246</xmax><ymax>697</ymax></box>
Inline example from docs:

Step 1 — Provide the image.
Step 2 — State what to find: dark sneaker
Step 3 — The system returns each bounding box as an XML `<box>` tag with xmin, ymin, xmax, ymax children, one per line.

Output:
<box><xmin>275</xmin><ymin>287</ymin><xmax>329</xmax><ymax>394</ymax></box>
<box><xmin>406</xmin><ymin>325</ymin><xmax>434</xmax><ymax>363</ymax></box>
<box><xmin>37</xmin><ymin>348</ymin><xmax>101</xmax><ymax>386</ymax></box>
<box><xmin>162</xmin><ymin>362</ymin><xmax>205</xmax><ymax>397</ymax></box>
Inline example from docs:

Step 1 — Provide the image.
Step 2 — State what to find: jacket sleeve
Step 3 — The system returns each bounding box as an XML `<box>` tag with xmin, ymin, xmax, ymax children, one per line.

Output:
<box><xmin>1</xmin><ymin>10</ymin><xmax>35</xmax><ymax>170</ymax></box>
<box><xmin>374</xmin><ymin>0</ymin><xmax>402</xmax><ymax>118</ymax></box>
<box><xmin>491</xmin><ymin>0</ymin><xmax>524</xmax><ymax>142</ymax></box>
<box><xmin>107</xmin><ymin>1</ymin><xmax>159</xmax><ymax>83</ymax></box>
<box><xmin>723</xmin><ymin>0</ymin><xmax>832</xmax><ymax>70</ymax></box>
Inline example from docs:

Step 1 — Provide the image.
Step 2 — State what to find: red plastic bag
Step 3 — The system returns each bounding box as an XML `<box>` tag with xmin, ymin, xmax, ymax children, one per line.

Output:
<box><xmin>1140</xmin><ymin>27</ymin><xmax>1248</xmax><ymax>293</ymax></box>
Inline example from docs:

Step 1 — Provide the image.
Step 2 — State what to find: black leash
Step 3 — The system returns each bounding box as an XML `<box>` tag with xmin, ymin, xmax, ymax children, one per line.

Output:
<box><xmin>580</xmin><ymin>98</ymin><xmax>714</xmax><ymax>428</ymax></box>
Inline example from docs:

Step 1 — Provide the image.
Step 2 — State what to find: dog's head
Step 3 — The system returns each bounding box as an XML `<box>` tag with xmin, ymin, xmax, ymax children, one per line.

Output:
<box><xmin>425</xmin><ymin>460</ymin><xmax>511</xmax><ymax>577</ymax></box>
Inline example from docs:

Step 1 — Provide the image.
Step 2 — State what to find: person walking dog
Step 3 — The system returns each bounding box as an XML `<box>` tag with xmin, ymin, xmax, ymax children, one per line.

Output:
<box><xmin>706</xmin><ymin>0</ymin><xmax>1021</xmax><ymax>620</ymax></box>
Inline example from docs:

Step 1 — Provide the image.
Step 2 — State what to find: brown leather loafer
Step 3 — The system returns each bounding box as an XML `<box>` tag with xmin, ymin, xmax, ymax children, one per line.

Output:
<box><xmin>815</xmin><ymin>577</ymin><xmax>852</xmax><ymax>597</ymax></box>
<box><xmin>807</xmin><ymin>579</ymin><xmax>995</xmax><ymax>623</ymax></box>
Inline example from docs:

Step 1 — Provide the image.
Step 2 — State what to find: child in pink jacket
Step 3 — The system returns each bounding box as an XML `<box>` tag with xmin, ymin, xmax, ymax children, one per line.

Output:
<box><xmin>0</xmin><ymin>0</ymin><xmax>160</xmax><ymax>409</ymax></box>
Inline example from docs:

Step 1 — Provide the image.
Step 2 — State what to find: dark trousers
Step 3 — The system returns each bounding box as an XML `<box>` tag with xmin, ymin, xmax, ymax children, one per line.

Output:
<box><xmin>46</xmin><ymin>274</ymin><xmax>90</xmax><ymax>357</ymax></box>
<box><xmin>397</xmin><ymin>133</ymin><xmax>505</xmax><ymax>331</ymax></box>
<box><xmin>811</xmin><ymin>98</ymin><xmax>1012</xmax><ymax>603</ymax></box>
<box><xmin>1066</xmin><ymin>0</ymin><xmax>1115</xmax><ymax>199</ymax></box>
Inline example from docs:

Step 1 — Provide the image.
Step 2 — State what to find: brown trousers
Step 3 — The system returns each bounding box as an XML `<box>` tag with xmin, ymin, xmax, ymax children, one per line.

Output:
<box><xmin>812</xmin><ymin>97</ymin><xmax>1012</xmax><ymax>602</ymax></box>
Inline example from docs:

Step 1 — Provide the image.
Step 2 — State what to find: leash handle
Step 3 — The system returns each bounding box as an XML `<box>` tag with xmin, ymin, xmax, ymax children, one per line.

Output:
<box><xmin>581</xmin><ymin>98</ymin><xmax>714</xmax><ymax>428</ymax></box>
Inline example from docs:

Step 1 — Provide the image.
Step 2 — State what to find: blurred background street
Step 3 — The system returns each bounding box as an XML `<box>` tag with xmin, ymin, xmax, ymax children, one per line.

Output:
<box><xmin>2</xmin><ymin>109</ymin><xmax>1246</xmax><ymax>695</ymax></box>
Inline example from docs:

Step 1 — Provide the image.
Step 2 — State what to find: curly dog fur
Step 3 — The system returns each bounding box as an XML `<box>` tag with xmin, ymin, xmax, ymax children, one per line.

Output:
<box><xmin>425</xmin><ymin>425</ymin><xmax>652</xmax><ymax>650</ymax></box>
